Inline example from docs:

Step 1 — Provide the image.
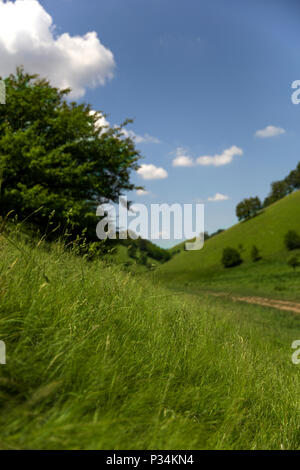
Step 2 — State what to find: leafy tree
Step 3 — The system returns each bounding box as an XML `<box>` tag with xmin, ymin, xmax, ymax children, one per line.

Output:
<box><xmin>284</xmin><ymin>230</ymin><xmax>300</xmax><ymax>251</ymax></box>
<box><xmin>236</xmin><ymin>197</ymin><xmax>262</xmax><ymax>221</ymax></box>
<box><xmin>0</xmin><ymin>67</ymin><xmax>142</xmax><ymax>241</ymax></box>
<box><xmin>263</xmin><ymin>180</ymin><xmax>291</xmax><ymax>207</ymax></box>
<box><xmin>221</xmin><ymin>247</ymin><xmax>243</xmax><ymax>268</ymax></box>
<box><xmin>287</xmin><ymin>255</ymin><xmax>300</xmax><ymax>271</ymax></box>
<box><xmin>286</xmin><ymin>163</ymin><xmax>300</xmax><ymax>191</ymax></box>
<box><xmin>251</xmin><ymin>245</ymin><xmax>261</xmax><ymax>262</ymax></box>
<box><xmin>263</xmin><ymin>163</ymin><xmax>300</xmax><ymax>208</ymax></box>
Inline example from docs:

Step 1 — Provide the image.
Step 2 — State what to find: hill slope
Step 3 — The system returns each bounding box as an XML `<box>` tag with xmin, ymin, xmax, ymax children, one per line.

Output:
<box><xmin>158</xmin><ymin>191</ymin><xmax>300</xmax><ymax>299</ymax></box>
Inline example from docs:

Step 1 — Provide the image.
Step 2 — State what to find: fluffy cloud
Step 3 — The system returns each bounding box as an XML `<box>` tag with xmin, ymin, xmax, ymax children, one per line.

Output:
<box><xmin>89</xmin><ymin>111</ymin><xmax>110</xmax><ymax>131</ymax></box>
<box><xmin>136</xmin><ymin>189</ymin><xmax>149</xmax><ymax>196</ymax></box>
<box><xmin>255</xmin><ymin>125</ymin><xmax>285</xmax><ymax>138</ymax></box>
<box><xmin>121</xmin><ymin>128</ymin><xmax>160</xmax><ymax>144</ymax></box>
<box><xmin>137</xmin><ymin>164</ymin><xmax>168</xmax><ymax>180</ymax></box>
<box><xmin>0</xmin><ymin>0</ymin><xmax>115</xmax><ymax>98</ymax></box>
<box><xmin>196</xmin><ymin>146</ymin><xmax>243</xmax><ymax>167</ymax></box>
<box><xmin>207</xmin><ymin>193</ymin><xmax>229</xmax><ymax>202</ymax></box>
<box><xmin>172</xmin><ymin>147</ymin><xmax>194</xmax><ymax>167</ymax></box>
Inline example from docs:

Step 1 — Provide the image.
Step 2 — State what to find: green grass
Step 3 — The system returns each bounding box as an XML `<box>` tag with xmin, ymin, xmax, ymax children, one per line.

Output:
<box><xmin>2</xmin><ymin>228</ymin><xmax>300</xmax><ymax>449</ymax></box>
<box><xmin>158</xmin><ymin>191</ymin><xmax>300</xmax><ymax>298</ymax></box>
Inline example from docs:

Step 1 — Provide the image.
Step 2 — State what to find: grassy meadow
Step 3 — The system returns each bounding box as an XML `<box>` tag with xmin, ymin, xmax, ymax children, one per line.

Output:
<box><xmin>1</xmin><ymin>225</ymin><xmax>300</xmax><ymax>450</ymax></box>
<box><xmin>158</xmin><ymin>191</ymin><xmax>300</xmax><ymax>299</ymax></box>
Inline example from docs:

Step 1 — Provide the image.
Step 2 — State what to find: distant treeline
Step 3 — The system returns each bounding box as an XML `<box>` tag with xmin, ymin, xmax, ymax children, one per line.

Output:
<box><xmin>236</xmin><ymin>161</ymin><xmax>300</xmax><ymax>221</ymax></box>
<box><xmin>263</xmin><ymin>161</ymin><xmax>300</xmax><ymax>207</ymax></box>
<box><xmin>205</xmin><ymin>228</ymin><xmax>225</xmax><ymax>240</ymax></box>
<box><xmin>118</xmin><ymin>235</ymin><xmax>172</xmax><ymax>263</ymax></box>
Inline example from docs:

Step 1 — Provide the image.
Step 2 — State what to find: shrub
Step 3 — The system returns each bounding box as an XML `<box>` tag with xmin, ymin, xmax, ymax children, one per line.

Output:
<box><xmin>139</xmin><ymin>252</ymin><xmax>148</xmax><ymax>266</ymax></box>
<box><xmin>251</xmin><ymin>245</ymin><xmax>261</xmax><ymax>262</ymax></box>
<box><xmin>284</xmin><ymin>230</ymin><xmax>300</xmax><ymax>251</ymax></box>
<box><xmin>287</xmin><ymin>256</ymin><xmax>300</xmax><ymax>271</ymax></box>
<box><xmin>221</xmin><ymin>247</ymin><xmax>243</xmax><ymax>268</ymax></box>
<box><xmin>128</xmin><ymin>244</ymin><xmax>137</xmax><ymax>259</ymax></box>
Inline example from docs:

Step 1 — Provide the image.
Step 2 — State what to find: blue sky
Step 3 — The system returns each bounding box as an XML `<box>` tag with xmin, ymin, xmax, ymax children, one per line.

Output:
<box><xmin>1</xmin><ymin>0</ymin><xmax>300</xmax><ymax>246</ymax></box>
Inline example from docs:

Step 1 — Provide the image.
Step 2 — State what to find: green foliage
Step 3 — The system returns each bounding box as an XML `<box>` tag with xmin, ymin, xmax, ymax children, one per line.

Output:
<box><xmin>287</xmin><ymin>255</ymin><xmax>300</xmax><ymax>271</ymax></box>
<box><xmin>236</xmin><ymin>196</ymin><xmax>262</xmax><ymax>221</ymax></box>
<box><xmin>139</xmin><ymin>252</ymin><xmax>148</xmax><ymax>266</ymax></box>
<box><xmin>284</xmin><ymin>230</ymin><xmax>300</xmax><ymax>251</ymax></box>
<box><xmin>0</xmin><ymin>67</ymin><xmax>141</xmax><ymax>242</ymax></box>
<box><xmin>263</xmin><ymin>180</ymin><xmax>291</xmax><ymax>207</ymax></box>
<box><xmin>221</xmin><ymin>247</ymin><xmax>243</xmax><ymax>268</ymax></box>
<box><xmin>264</xmin><ymin>162</ymin><xmax>300</xmax><ymax>208</ymax></box>
<box><xmin>128</xmin><ymin>244</ymin><xmax>137</xmax><ymax>259</ymax></box>
<box><xmin>286</xmin><ymin>162</ymin><xmax>300</xmax><ymax>191</ymax></box>
<box><xmin>251</xmin><ymin>244</ymin><xmax>261</xmax><ymax>262</ymax></box>
<box><xmin>122</xmin><ymin>236</ymin><xmax>171</xmax><ymax>263</ymax></box>
<box><xmin>238</xmin><ymin>243</ymin><xmax>245</xmax><ymax>253</ymax></box>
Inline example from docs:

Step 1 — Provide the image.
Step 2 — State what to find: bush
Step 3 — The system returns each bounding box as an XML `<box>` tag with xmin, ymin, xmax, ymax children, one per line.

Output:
<box><xmin>251</xmin><ymin>245</ymin><xmax>261</xmax><ymax>262</ymax></box>
<box><xmin>284</xmin><ymin>230</ymin><xmax>300</xmax><ymax>251</ymax></box>
<box><xmin>221</xmin><ymin>247</ymin><xmax>243</xmax><ymax>268</ymax></box>
<box><xmin>287</xmin><ymin>256</ymin><xmax>300</xmax><ymax>271</ymax></box>
<box><xmin>128</xmin><ymin>244</ymin><xmax>137</xmax><ymax>259</ymax></box>
<box><xmin>139</xmin><ymin>252</ymin><xmax>148</xmax><ymax>266</ymax></box>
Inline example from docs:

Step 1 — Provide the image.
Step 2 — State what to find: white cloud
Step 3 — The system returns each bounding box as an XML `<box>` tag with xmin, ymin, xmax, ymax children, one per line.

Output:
<box><xmin>196</xmin><ymin>146</ymin><xmax>243</xmax><ymax>167</ymax></box>
<box><xmin>89</xmin><ymin>111</ymin><xmax>110</xmax><ymax>132</ymax></box>
<box><xmin>255</xmin><ymin>125</ymin><xmax>285</xmax><ymax>138</ymax></box>
<box><xmin>136</xmin><ymin>133</ymin><xmax>161</xmax><ymax>144</ymax></box>
<box><xmin>207</xmin><ymin>193</ymin><xmax>229</xmax><ymax>202</ymax></box>
<box><xmin>172</xmin><ymin>147</ymin><xmax>194</xmax><ymax>167</ymax></box>
<box><xmin>137</xmin><ymin>164</ymin><xmax>168</xmax><ymax>180</ymax></box>
<box><xmin>136</xmin><ymin>189</ymin><xmax>149</xmax><ymax>196</ymax></box>
<box><xmin>121</xmin><ymin>128</ymin><xmax>160</xmax><ymax>144</ymax></box>
<box><xmin>0</xmin><ymin>0</ymin><xmax>115</xmax><ymax>98</ymax></box>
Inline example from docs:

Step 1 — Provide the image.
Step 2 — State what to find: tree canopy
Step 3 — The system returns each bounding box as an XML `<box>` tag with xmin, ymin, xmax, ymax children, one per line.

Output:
<box><xmin>0</xmin><ymin>67</ymin><xmax>142</xmax><ymax>241</ymax></box>
<box><xmin>263</xmin><ymin>162</ymin><xmax>300</xmax><ymax>208</ymax></box>
<box><xmin>236</xmin><ymin>162</ymin><xmax>300</xmax><ymax>218</ymax></box>
<box><xmin>236</xmin><ymin>196</ymin><xmax>262</xmax><ymax>221</ymax></box>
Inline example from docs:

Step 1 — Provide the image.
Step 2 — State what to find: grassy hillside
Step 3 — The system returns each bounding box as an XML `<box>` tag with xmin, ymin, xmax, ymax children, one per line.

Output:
<box><xmin>106</xmin><ymin>238</ymin><xmax>172</xmax><ymax>272</ymax></box>
<box><xmin>158</xmin><ymin>191</ymin><xmax>300</xmax><ymax>299</ymax></box>
<box><xmin>2</xmin><ymin>227</ymin><xmax>300</xmax><ymax>449</ymax></box>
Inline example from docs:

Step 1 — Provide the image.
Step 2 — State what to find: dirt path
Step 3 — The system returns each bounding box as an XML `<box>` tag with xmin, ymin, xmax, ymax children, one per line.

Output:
<box><xmin>208</xmin><ymin>292</ymin><xmax>300</xmax><ymax>314</ymax></box>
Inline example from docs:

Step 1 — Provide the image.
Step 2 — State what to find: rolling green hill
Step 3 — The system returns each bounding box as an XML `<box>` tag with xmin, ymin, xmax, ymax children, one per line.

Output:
<box><xmin>2</xmin><ymin>225</ymin><xmax>300</xmax><ymax>449</ymax></box>
<box><xmin>158</xmin><ymin>191</ymin><xmax>300</xmax><ymax>299</ymax></box>
<box><xmin>99</xmin><ymin>236</ymin><xmax>172</xmax><ymax>272</ymax></box>
<box><xmin>107</xmin><ymin>244</ymin><xmax>159</xmax><ymax>272</ymax></box>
